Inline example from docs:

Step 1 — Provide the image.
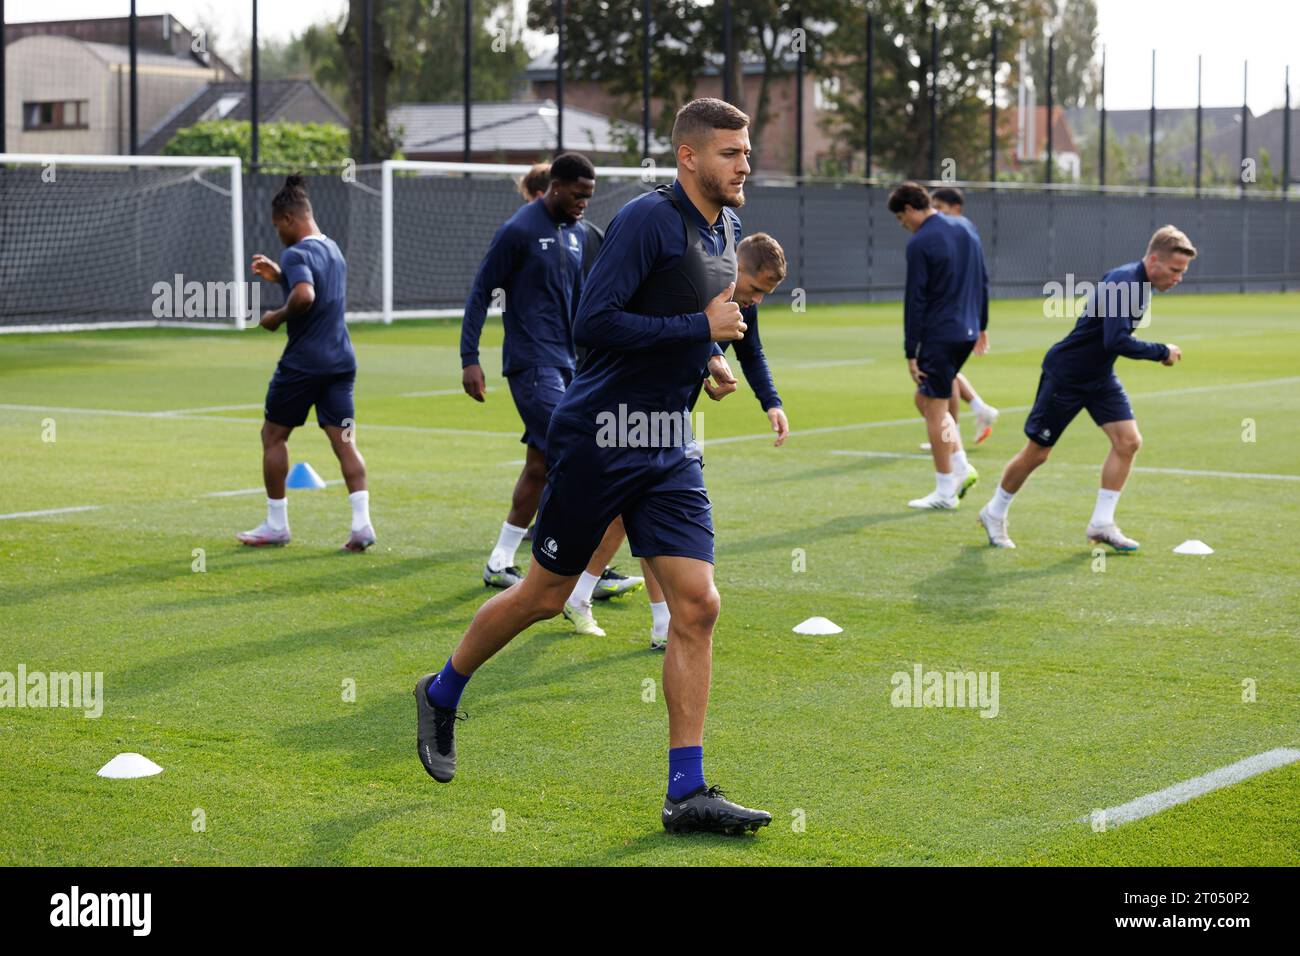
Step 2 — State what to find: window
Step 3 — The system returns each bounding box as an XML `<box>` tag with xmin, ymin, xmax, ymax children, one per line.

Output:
<box><xmin>22</xmin><ymin>100</ymin><xmax>89</xmax><ymax>131</ymax></box>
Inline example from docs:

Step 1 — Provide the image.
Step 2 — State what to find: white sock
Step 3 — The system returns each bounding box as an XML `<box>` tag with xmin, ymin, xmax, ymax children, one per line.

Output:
<box><xmin>348</xmin><ymin>490</ymin><xmax>370</xmax><ymax>532</ymax></box>
<box><xmin>970</xmin><ymin>395</ymin><xmax>989</xmax><ymax>417</ymax></box>
<box><xmin>951</xmin><ymin>449</ymin><xmax>969</xmax><ymax>475</ymax></box>
<box><xmin>266</xmin><ymin>497</ymin><xmax>288</xmax><ymax>532</ymax></box>
<box><xmin>936</xmin><ymin>471</ymin><xmax>958</xmax><ymax>498</ymax></box>
<box><xmin>650</xmin><ymin>601</ymin><xmax>670</xmax><ymax>638</ymax></box>
<box><xmin>987</xmin><ymin>485</ymin><xmax>1015</xmax><ymax>520</ymax></box>
<box><xmin>1091</xmin><ymin>488</ymin><xmax>1121</xmax><ymax>527</ymax></box>
<box><xmin>488</xmin><ymin>521</ymin><xmax>527</xmax><ymax>571</ymax></box>
<box><xmin>569</xmin><ymin>571</ymin><xmax>600</xmax><ymax>607</ymax></box>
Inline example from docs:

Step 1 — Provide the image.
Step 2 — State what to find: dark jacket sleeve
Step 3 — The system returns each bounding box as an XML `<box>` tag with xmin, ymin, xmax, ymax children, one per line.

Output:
<box><xmin>461</xmin><ymin>223</ymin><xmax>520</xmax><ymax>368</ymax></box>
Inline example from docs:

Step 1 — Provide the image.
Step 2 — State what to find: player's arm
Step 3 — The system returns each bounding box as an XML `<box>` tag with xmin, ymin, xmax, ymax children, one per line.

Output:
<box><xmin>1100</xmin><ymin>287</ymin><xmax>1172</xmax><ymax>364</ymax></box>
<box><xmin>461</xmin><ymin>224</ymin><xmax>520</xmax><ymax>401</ymax></box>
<box><xmin>975</xmin><ymin>246</ymin><xmax>991</xmax><ymax>354</ymax></box>
<box><xmin>904</xmin><ymin>240</ymin><xmax>929</xmax><ymax>383</ymax></box>
<box><xmin>574</xmin><ymin>205</ymin><xmax>744</xmax><ymax>350</ymax></box>
<box><xmin>731</xmin><ymin>306</ymin><xmax>787</xmax><ymax>444</ymax></box>
<box><xmin>259</xmin><ymin>249</ymin><xmax>313</xmax><ymax>331</ymax></box>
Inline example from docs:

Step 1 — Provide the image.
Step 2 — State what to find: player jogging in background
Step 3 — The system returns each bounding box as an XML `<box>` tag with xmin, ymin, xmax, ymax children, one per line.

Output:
<box><xmin>239</xmin><ymin>174</ymin><xmax>374</xmax><ymax>552</ymax></box>
<box><xmin>889</xmin><ymin>181</ymin><xmax>988</xmax><ymax>510</ymax></box>
<box><xmin>929</xmin><ymin>186</ymin><xmax>999</xmax><ymax>445</ymax></box>
<box><xmin>978</xmin><ymin>226</ymin><xmax>1193</xmax><ymax>551</ymax></box>
<box><xmin>459</xmin><ymin>153</ymin><xmax>642</xmax><ymax>628</ymax></box>
<box><xmin>516</xmin><ymin>162</ymin><xmax>551</xmax><ymax>202</ymax></box>
<box><xmin>417</xmin><ymin>98</ymin><xmax>772</xmax><ymax>835</ymax></box>
<box><xmin>645</xmin><ymin>231</ymin><xmax>790</xmax><ymax>651</ymax></box>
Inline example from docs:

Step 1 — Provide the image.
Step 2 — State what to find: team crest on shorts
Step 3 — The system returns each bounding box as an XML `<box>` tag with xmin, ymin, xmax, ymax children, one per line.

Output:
<box><xmin>543</xmin><ymin>537</ymin><xmax>559</xmax><ymax>557</ymax></box>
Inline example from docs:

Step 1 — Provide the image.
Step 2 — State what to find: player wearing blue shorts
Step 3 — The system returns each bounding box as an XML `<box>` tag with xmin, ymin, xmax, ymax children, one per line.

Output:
<box><xmin>240</xmin><ymin>174</ymin><xmax>373</xmax><ymax>552</ymax></box>
<box><xmin>644</xmin><ymin>231</ymin><xmax>790</xmax><ymax>652</ymax></box>
<box><xmin>889</xmin><ymin>181</ymin><xmax>989</xmax><ymax>509</ymax></box>
<box><xmin>978</xmin><ymin>225</ymin><xmax>1195</xmax><ymax>551</ymax></box>
<box><xmin>416</xmin><ymin>98</ymin><xmax>772</xmax><ymax>835</ymax></box>
<box><xmin>460</xmin><ymin>153</ymin><xmax>642</xmax><ymax>627</ymax></box>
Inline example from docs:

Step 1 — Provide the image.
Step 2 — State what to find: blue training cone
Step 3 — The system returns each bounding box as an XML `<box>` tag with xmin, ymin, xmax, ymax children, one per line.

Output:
<box><xmin>286</xmin><ymin>462</ymin><xmax>327</xmax><ymax>490</ymax></box>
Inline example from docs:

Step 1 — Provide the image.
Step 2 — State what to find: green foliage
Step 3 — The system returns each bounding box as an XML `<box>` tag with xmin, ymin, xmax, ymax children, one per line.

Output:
<box><xmin>161</xmin><ymin>120</ymin><xmax>351</xmax><ymax>167</ymax></box>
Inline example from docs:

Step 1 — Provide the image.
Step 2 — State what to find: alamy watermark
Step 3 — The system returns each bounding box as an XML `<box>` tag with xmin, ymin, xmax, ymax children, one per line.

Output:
<box><xmin>1</xmin><ymin>665</ymin><xmax>103</xmax><ymax>718</ymax></box>
<box><xmin>1042</xmin><ymin>276</ymin><xmax>1152</xmax><ymax>326</ymax></box>
<box><xmin>890</xmin><ymin>663</ymin><xmax>999</xmax><ymax>718</ymax></box>
<box><xmin>595</xmin><ymin>405</ymin><xmax>705</xmax><ymax>449</ymax></box>
<box><xmin>151</xmin><ymin>274</ymin><xmax>261</xmax><ymax>320</ymax></box>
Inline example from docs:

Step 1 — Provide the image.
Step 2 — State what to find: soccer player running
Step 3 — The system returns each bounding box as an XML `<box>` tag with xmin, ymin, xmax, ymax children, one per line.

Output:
<box><xmin>460</xmin><ymin>153</ymin><xmax>642</xmax><ymax>633</ymax></box>
<box><xmin>646</xmin><ymin>231</ymin><xmax>790</xmax><ymax>651</ymax></box>
<box><xmin>978</xmin><ymin>226</ymin><xmax>1193</xmax><ymax>550</ymax></box>
<box><xmin>929</xmin><ymin>186</ymin><xmax>1000</xmax><ymax>445</ymax></box>
<box><xmin>417</xmin><ymin>98</ymin><xmax>771</xmax><ymax>835</ymax></box>
<box><xmin>889</xmin><ymin>181</ymin><xmax>988</xmax><ymax>509</ymax></box>
<box><xmin>239</xmin><ymin>174</ymin><xmax>374</xmax><ymax>551</ymax></box>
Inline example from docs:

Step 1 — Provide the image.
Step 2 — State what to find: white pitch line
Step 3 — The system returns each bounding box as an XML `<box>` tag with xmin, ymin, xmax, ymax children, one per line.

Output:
<box><xmin>1087</xmin><ymin>747</ymin><xmax>1300</xmax><ymax>827</ymax></box>
<box><xmin>204</xmin><ymin>479</ymin><xmax>345</xmax><ymax>497</ymax></box>
<box><xmin>828</xmin><ymin>449</ymin><xmax>1300</xmax><ymax>483</ymax></box>
<box><xmin>400</xmin><ymin>388</ymin><xmax>468</xmax><ymax>398</ymax></box>
<box><xmin>154</xmin><ymin>403</ymin><xmax>264</xmax><ymax>415</ymax></box>
<box><xmin>0</xmin><ymin>505</ymin><xmax>101</xmax><ymax>521</ymax></box>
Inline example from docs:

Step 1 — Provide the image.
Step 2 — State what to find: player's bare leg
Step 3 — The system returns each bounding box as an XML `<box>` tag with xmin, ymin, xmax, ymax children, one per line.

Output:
<box><xmin>586</xmin><ymin>515</ymin><xmax>645</xmax><ymax>602</ymax></box>
<box><xmin>325</xmin><ymin>424</ymin><xmax>374</xmax><ymax>551</ymax></box>
<box><xmin>650</xmin><ymin>554</ymin><xmax>770</xmax><ymax>833</ymax></box>
<box><xmin>978</xmin><ymin>439</ymin><xmax>1052</xmax><ymax>548</ymax></box>
<box><xmin>416</xmin><ymin>563</ymin><xmax>577</xmax><ymax>782</ymax></box>
<box><xmin>1088</xmin><ymin>419</ymin><xmax>1143</xmax><ymax>551</ymax></box>
<box><xmin>237</xmin><ymin>420</ymin><xmax>294</xmax><ymax>546</ymax></box>
<box><xmin>957</xmin><ymin>372</ymin><xmax>999</xmax><ymax>444</ymax></box>
<box><xmin>564</xmin><ymin>518</ymin><xmax>639</xmax><ymax>636</ymax></box>
<box><xmin>485</xmin><ymin>445</ymin><xmax>548</xmax><ymax>588</ymax></box>
<box><xmin>642</xmin><ymin>559</ymin><xmax>670</xmax><ymax>650</ymax></box>
<box><xmin>909</xmin><ymin>392</ymin><xmax>976</xmax><ymax>508</ymax></box>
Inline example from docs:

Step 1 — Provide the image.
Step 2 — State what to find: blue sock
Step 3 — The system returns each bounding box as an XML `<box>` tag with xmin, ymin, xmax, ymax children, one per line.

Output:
<box><xmin>667</xmin><ymin>746</ymin><xmax>705</xmax><ymax>801</ymax></box>
<box><xmin>426</xmin><ymin>657</ymin><xmax>471</xmax><ymax>710</ymax></box>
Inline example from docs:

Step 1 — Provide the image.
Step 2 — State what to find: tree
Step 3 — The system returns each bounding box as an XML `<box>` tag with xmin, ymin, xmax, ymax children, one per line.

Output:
<box><xmin>526</xmin><ymin>0</ymin><xmax>839</xmax><ymax>171</ymax></box>
<box><xmin>820</xmin><ymin>1</ymin><xmax>1046</xmax><ymax>180</ymax></box>
<box><xmin>1019</xmin><ymin>0</ymin><xmax>1100</xmax><ymax>110</ymax></box>
<box><xmin>162</xmin><ymin>120</ymin><xmax>350</xmax><ymax>167</ymax></box>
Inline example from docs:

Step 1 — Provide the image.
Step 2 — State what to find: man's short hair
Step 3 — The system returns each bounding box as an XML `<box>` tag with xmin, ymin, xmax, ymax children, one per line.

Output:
<box><xmin>518</xmin><ymin>162</ymin><xmax>551</xmax><ymax>199</ymax></box>
<box><xmin>1146</xmin><ymin>225</ymin><xmax>1197</xmax><ymax>259</ymax></box>
<box><xmin>549</xmin><ymin>152</ymin><xmax>596</xmax><ymax>183</ymax></box>
<box><xmin>738</xmin><ymin>232</ymin><xmax>787</xmax><ymax>282</ymax></box>
<box><xmin>887</xmin><ymin>181</ymin><xmax>931</xmax><ymax>214</ymax></box>
<box><xmin>671</xmin><ymin>98</ymin><xmax>750</xmax><ymax>153</ymax></box>
<box><xmin>931</xmin><ymin>186</ymin><xmax>964</xmax><ymax>209</ymax></box>
<box><xmin>271</xmin><ymin>173</ymin><xmax>311</xmax><ymax>217</ymax></box>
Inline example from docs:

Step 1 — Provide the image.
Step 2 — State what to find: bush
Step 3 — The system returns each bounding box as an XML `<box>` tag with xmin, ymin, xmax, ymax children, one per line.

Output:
<box><xmin>161</xmin><ymin>120</ymin><xmax>351</xmax><ymax>167</ymax></box>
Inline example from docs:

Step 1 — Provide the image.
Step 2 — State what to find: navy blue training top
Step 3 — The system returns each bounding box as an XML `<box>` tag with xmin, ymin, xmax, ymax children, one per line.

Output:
<box><xmin>277</xmin><ymin>235</ymin><xmax>355</xmax><ymax>376</ymax></box>
<box><xmin>554</xmin><ymin>180</ymin><xmax>742</xmax><ymax>434</ymax></box>
<box><xmin>902</xmin><ymin>212</ymin><xmax>989</xmax><ymax>358</ymax></box>
<box><xmin>1042</xmin><ymin>259</ymin><xmax>1169</xmax><ymax>385</ymax></box>
<box><xmin>460</xmin><ymin>197</ymin><xmax>586</xmax><ymax>376</ymax></box>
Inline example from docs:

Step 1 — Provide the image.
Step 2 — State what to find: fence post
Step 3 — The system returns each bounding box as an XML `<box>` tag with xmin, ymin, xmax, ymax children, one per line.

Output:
<box><xmin>251</xmin><ymin>0</ymin><xmax>259</xmax><ymax>167</ymax></box>
<box><xmin>989</xmin><ymin>27</ymin><xmax>997</xmax><ymax>183</ymax></box>
<box><xmin>463</xmin><ymin>0</ymin><xmax>472</xmax><ymax>163</ymax></box>
<box><xmin>642</xmin><ymin>0</ymin><xmax>651</xmax><ymax>159</ymax></box>
<box><xmin>129</xmin><ymin>1</ymin><xmax>139</xmax><ymax>155</ymax></box>
<box><xmin>556</xmin><ymin>0</ymin><xmax>565</xmax><ymax>154</ymax></box>
<box><xmin>361</xmin><ymin>0</ymin><xmax>372</xmax><ymax>164</ymax></box>
<box><xmin>1045</xmin><ymin>34</ymin><xmax>1053</xmax><ymax>184</ymax></box>
<box><xmin>1148</xmin><ymin>49</ymin><xmax>1156</xmax><ymax>187</ymax></box>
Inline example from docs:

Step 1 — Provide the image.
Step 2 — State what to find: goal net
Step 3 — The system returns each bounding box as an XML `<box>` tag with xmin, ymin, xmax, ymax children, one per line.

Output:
<box><xmin>0</xmin><ymin>154</ymin><xmax>245</xmax><ymax>332</ymax></box>
<box><xmin>370</xmin><ymin>160</ymin><xmax>676</xmax><ymax>323</ymax></box>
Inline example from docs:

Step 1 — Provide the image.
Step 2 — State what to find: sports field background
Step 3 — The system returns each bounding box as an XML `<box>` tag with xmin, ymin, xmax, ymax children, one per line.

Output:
<box><xmin>1</xmin><ymin>291</ymin><xmax>1298</xmax><ymax>865</ymax></box>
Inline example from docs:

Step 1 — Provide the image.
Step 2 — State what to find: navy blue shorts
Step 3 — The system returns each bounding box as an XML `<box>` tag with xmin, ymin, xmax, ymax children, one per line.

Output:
<box><xmin>507</xmin><ymin>366</ymin><xmax>573</xmax><ymax>454</ymax></box>
<box><xmin>1023</xmin><ymin>372</ymin><xmax>1134</xmax><ymax>447</ymax></box>
<box><xmin>916</xmin><ymin>340</ymin><xmax>975</xmax><ymax>399</ymax></box>
<box><xmin>530</xmin><ymin>420</ymin><xmax>713</xmax><ymax>577</ymax></box>
<box><xmin>264</xmin><ymin>366</ymin><xmax>356</xmax><ymax>428</ymax></box>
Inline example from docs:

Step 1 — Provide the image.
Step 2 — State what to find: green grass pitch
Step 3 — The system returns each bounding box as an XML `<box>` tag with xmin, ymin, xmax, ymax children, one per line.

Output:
<box><xmin>1</xmin><ymin>291</ymin><xmax>1297</xmax><ymax>865</ymax></box>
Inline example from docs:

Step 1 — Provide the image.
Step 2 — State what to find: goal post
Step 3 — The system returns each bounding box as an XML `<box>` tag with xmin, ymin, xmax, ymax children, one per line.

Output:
<box><xmin>0</xmin><ymin>153</ymin><xmax>245</xmax><ymax>333</ymax></box>
<box><xmin>373</xmin><ymin>159</ymin><xmax>677</xmax><ymax>325</ymax></box>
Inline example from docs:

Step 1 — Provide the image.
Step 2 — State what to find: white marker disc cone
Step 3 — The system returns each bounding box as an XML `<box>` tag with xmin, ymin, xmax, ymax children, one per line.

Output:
<box><xmin>793</xmin><ymin>616</ymin><xmax>843</xmax><ymax>635</ymax></box>
<box><xmin>1173</xmin><ymin>539</ymin><xmax>1214</xmax><ymax>555</ymax></box>
<box><xmin>97</xmin><ymin>753</ymin><xmax>163</xmax><ymax>779</ymax></box>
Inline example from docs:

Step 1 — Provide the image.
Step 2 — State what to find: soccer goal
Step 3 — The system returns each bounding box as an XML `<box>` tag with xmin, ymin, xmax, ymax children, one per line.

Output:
<box><xmin>367</xmin><ymin>159</ymin><xmax>676</xmax><ymax>324</ymax></box>
<box><xmin>0</xmin><ymin>153</ymin><xmax>246</xmax><ymax>333</ymax></box>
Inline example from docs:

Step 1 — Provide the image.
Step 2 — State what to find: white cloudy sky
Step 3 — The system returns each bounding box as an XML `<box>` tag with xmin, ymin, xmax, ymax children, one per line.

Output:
<box><xmin>6</xmin><ymin>0</ymin><xmax>1296</xmax><ymax>112</ymax></box>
